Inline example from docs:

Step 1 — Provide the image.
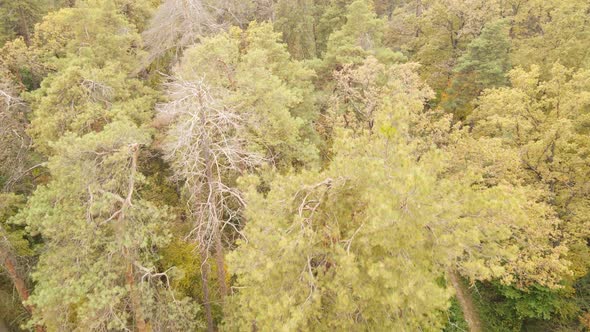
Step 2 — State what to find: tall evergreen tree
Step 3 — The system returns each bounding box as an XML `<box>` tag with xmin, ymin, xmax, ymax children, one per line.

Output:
<box><xmin>26</xmin><ymin>2</ymin><xmax>156</xmax><ymax>155</ymax></box>
<box><xmin>323</xmin><ymin>0</ymin><xmax>400</xmax><ymax>70</ymax></box>
<box><xmin>470</xmin><ymin>63</ymin><xmax>590</xmax><ymax>326</ymax></box>
<box><xmin>10</xmin><ymin>2</ymin><xmax>202</xmax><ymax>330</ymax></box>
<box><xmin>227</xmin><ymin>71</ymin><xmax>567</xmax><ymax>330</ymax></box>
<box><xmin>17</xmin><ymin>122</ymin><xmax>200</xmax><ymax>331</ymax></box>
<box><xmin>443</xmin><ymin>20</ymin><xmax>511</xmax><ymax>120</ymax></box>
<box><xmin>274</xmin><ymin>0</ymin><xmax>318</xmax><ymax>59</ymax></box>
<box><xmin>159</xmin><ymin>21</ymin><xmax>320</xmax><ymax>330</ymax></box>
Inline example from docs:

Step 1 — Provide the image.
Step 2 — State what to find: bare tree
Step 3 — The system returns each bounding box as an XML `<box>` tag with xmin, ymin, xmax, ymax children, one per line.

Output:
<box><xmin>142</xmin><ymin>0</ymin><xmax>224</xmax><ymax>65</ymax></box>
<box><xmin>142</xmin><ymin>0</ymin><xmax>280</xmax><ymax>65</ymax></box>
<box><xmin>158</xmin><ymin>76</ymin><xmax>263</xmax><ymax>330</ymax></box>
<box><xmin>0</xmin><ymin>81</ymin><xmax>33</xmax><ymax>192</ymax></box>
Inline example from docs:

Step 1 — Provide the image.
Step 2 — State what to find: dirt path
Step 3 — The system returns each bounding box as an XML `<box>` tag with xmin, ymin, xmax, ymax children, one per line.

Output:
<box><xmin>0</xmin><ymin>319</ymin><xmax>8</xmax><ymax>332</ymax></box>
<box><xmin>448</xmin><ymin>270</ymin><xmax>483</xmax><ymax>332</ymax></box>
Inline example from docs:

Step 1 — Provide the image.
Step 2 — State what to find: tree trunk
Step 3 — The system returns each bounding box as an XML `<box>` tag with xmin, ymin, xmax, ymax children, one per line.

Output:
<box><xmin>126</xmin><ymin>258</ymin><xmax>148</xmax><ymax>332</ymax></box>
<box><xmin>198</xmin><ymin>90</ymin><xmax>227</xmax><ymax>300</ymax></box>
<box><xmin>415</xmin><ymin>0</ymin><xmax>423</xmax><ymax>36</ymax></box>
<box><xmin>1</xmin><ymin>250</ymin><xmax>30</xmax><ymax>305</ymax></box>
<box><xmin>17</xmin><ymin>5</ymin><xmax>31</xmax><ymax>45</ymax></box>
<box><xmin>200</xmin><ymin>250</ymin><xmax>215</xmax><ymax>332</ymax></box>
<box><xmin>117</xmin><ymin>145</ymin><xmax>148</xmax><ymax>332</ymax></box>
<box><xmin>0</xmin><ymin>247</ymin><xmax>45</xmax><ymax>332</ymax></box>
<box><xmin>214</xmin><ymin>230</ymin><xmax>227</xmax><ymax>298</ymax></box>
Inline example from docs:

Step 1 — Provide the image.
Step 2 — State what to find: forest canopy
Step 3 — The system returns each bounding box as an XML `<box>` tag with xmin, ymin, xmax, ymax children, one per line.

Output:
<box><xmin>0</xmin><ymin>0</ymin><xmax>589</xmax><ymax>331</ymax></box>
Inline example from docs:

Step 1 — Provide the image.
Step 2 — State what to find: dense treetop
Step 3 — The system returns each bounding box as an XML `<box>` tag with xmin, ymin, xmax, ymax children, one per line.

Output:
<box><xmin>0</xmin><ymin>0</ymin><xmax>589</xmax><ymax>331</ymax></box>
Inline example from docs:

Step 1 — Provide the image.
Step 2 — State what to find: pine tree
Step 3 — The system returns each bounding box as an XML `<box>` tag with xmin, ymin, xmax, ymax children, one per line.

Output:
<box><xmin>16</xmin><ymin>122</ymin><xmax>201</xmax><ymax>330</ymax></box>
<box><xmin>159</xmin><ymin>21</ymin><xmax>320</xmax><ymax>330</ymax></box>
<box><xmin>11</xmin><ymin>2</ymin><xmax>202</xmax><ymax>330</ymax></box>
<box><xmin>26</xmin><ymin>3</ymin><xmax>156</xmax><ymax>155</ymax></box>
<box><xmin>470</xmin><ymin>63</ymin><xmax>590</xmax><ymax>325</ymax></box>
<box><xmin>323</xmin><ymin>0</ymin><xmax>400</xmax><ymax>70</ymax></box>
<box><xmin>226</xmin><ymin>60</ymin><xmax>568</xmax><ymax>331</ymax></box>
<box><xmin>274</xmin><ymin>0</ymin><xmax>319</xmax><ymax>59</ymax></box>
<box><xmin>0</xmin><ymin>0</ymin><xmax>43</xmax><ymax>45</ymax></box>
<box><xmin>388</xmin><ymin>0</ymin><xmax>504</xmax><ymax>92</ymax></box>
<box><xmin>443</xmin><ymin>19</ymin><xmax>511</xmax><ymax>120</ymax></box>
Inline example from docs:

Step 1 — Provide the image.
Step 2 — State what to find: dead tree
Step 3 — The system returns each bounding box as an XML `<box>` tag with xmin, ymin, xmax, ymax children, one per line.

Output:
<box><xmin>158</xmin><ymin>77</ymin><xmax>263</xmax><ymax>330</ymax></box>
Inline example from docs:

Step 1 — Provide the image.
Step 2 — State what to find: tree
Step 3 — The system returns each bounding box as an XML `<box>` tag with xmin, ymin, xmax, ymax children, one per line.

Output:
<box><xmin>15</xmin><ymin>121</ymin><xmax>200</xmax><ymax>331</ymax></box>
<box><xmin>226</xmin><ymin>61</ymin><xmax>568</xmax><ymax>331</ymax></box>
<box><xmin>0</xmin><ymin>0</ymin><xmax>42</xmax><ymax>45</ymax></box>
<box><xmin>2</xmin><ymin>0</ymin><xmax>589</xmax><ymax>329</ymax></box>
<box><xmin>142</xmin><ymin>0</ymin><xmax>223</xmax><ymax>65</ymax></box>
<box><xmin>0</xmin><ymin>63</ymin><xmax>42</xmax><ymax>332</ymax></box>
<box><xmin>26</xmin><ymin>3</ymin><xmax>156</xmax><ymax>155</ymax></box>
<box><xmin>0</xmin><ymin>193</ymin><xmax>41</xmax><ymax>332</ymax></box>
<box><xmin>389</xmin><ymin>0</ymin><xmax>504</xmax><ymax>92</ymax></box>
<box><xmin>443</xmin><ymin>19</ymin><xmax>511</xmax><ymax>120</ymax></box>
<box><xmin>324</xmin><ymin>57</ymin><xmax>432</xmax><ymax>135</ymax></box>
<box><xmin>274</xmin><ymin>0</ymin><xmax>318</xmax><ymax>59</ymax></box>
<box><xmin>158</xmin><ymin>77</ymin><xmax>262</xmax><ymax>330</ymax></box>
<box><xmin>159</xmin><ymin>21</ymin><xmax>320</xmax><ymax>330</ymax></box>
<box><xmin>510</xmin><ymin>0</ymin><xmax>590</xmax><ymax>73</ymax></box>
<box><xmin>169</xmin><ymin>21</ymin><xmax>319</xmax><ymax>167</ymax></box>
<box><xmin>142</xmin><ymin>0</ymin><xmax>282</xmax><ymax>65</ymax></box>
<box><xmin>10</xmin><ymin>2</ymin><xmax>203</xmax><ymax>330</ymax></box>
<box><xmin>323</xmin><ymin>0</ymin><xmax>400</xmax><ymax>70</ymax></box>
<box><xmin>470</xmin><ymin>63</ymin><xmax>590</xmax><ymax>325</ymax></box>
<box><xmin>113</xmin><ymin>0</ymin><xmax>159</xmax><ymax>32</ymax></box>
<box><xmin>0</xmin><ymin>67</ymin><xmax>34</xmax><ymax>192</ymax></box>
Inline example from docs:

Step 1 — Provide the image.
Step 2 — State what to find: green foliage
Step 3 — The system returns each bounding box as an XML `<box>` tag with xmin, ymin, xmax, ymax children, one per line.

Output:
<box><xmin>26</xmin><ymin>3</ymin><xmax>156</xmax><ymax>155</ymax></box>
<box><xmin>159</xmin><ymin>238</ymin><xmax>225</xmax><ymax>324</ymax></box>
<box><xmin>0</xmin><ymin>194</ymin><xmax>33</xmax><ymax>257</ymax></box>
<box><xmin>227</xmin><ymin>132</ymin><xmax>455</xmax><ymax>331</ymax></box>
<box><xmin>1</xmin><ymin>0</ymin><xmax>590</xmax><ymax>330</ymax></box>
<box><xmin>443</xmin><ymin>19</ymin><xmax>511</xmax><ymax>119</ymax></box>
<box><xmin>274</xmin><ymin>0</ymin><xmax>318</xmax><ymax>59</ymax></box>
<box><xmin>15</xmin><ymin>121</ymin><xmax>200</xmax><ymax>330</ymax></box>
<box><xmin>498</xmin><ymin>284</ymin><xmax>578</xmax><ymax>321</ymax></box>
<box><xmin>112</xmin><ymin>0</ymin><xmax>160</xmax><ymax>31</ymax></box>
<box><xmin>510</xmin><ymin>0</ymin><xmax>590</xmax><ymax>73</ymax></box>
<box><xmin>467</xmin><ymin>280</ymin><xmax>583</xmax><ymax>332</ymax></box>
<box><xmin>0</xmin><ymin>283</ymin><xmax>27</xmax><ymax>332</ymax></box>
<box><xmin>323</xmin><ymin>0</ymin><xmax>401</xmax><ymax>70</ymax></box>
<box><xmin>470</xmin><ymin>62</ymin><xmax>590</xmax><ymax>330</ymax></box>
<box><xmin>442</xmin><ymin>296</ymin><xmax>470</xmax><ymax>332</ymax></box>
<box><xmin>226</xmin><ymin>61</ymin><xmax>568</xmax><ymax>330</ymax></box>
<box><xmin>390</xmin><ymin>0</ymin><xmax>504</xmax><ymax>92</ymax></box>
<box><xmin>0</xmin><ymin>0</ymin><xmax>43</xmax><ymax>45</ymax></box>
<box><xmin>176</xmin><ymin>21</ymin><xmax>320</xmax><ymax>168</ymax></box>
<box><xmin>0</xmin><ymin>38</ymin><xmax>47</xmax><ymax>91</ymax></box>
<box><xmin>1</xmin><ymin>1</ymin><xmax>203</xmax><ymax>330</ymax></box>
<box><xmin>470</xmin><ymin>282</ymin><xmax>523</xmax><ymax>332</ymax></box>
<box><xmin>472</xmin><ymin>63</ymin><xmax>590</xmax><ymax>278</ymax></box>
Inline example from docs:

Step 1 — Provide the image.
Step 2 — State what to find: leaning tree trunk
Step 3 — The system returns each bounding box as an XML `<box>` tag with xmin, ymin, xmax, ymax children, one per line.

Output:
<box><xmin>198</xmin><ymin>94</ymin><xmax>228</xmax><ymax>302</ymax></box>
<box><xmin>214</xmin><ymin>229</ymin><xmax>227</xmax><ymax>298</ymax></box>
<box><xmin>200</xmin><ymin>249</ymin><xmax>214</xmax><ymax>332</ymax></box>
<box><xmin>0</xmin><ymin>236</ymin><xmax>45</xmax><ymax>332</ymax></box>
<box><xmin>116</xmin><ymin>145</ymin><xmax>148</xmax><ymax>332</ymax></box>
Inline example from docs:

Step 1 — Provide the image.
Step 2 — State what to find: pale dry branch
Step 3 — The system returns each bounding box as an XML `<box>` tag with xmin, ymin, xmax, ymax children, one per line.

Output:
<box><xmin>159</xmin><ymin>76</ymin><xmax>263</xmax><ymax>252</ymax></box>
<box><xmin>142</xmin><ymin>0</ymin><xmax>225</xmax><ymax>64</ymax></box>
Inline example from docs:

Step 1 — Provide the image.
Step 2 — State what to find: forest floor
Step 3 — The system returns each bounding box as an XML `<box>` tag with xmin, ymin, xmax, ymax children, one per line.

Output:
<box><xmin>449</xmin><ymin>271</ymin><xmax>482</xmax><ymax>332</ymax></box>
<box><xmin>0</xmin><ymin>319</ymin><xmax>8</xmax><ymax>332</ymax></box>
